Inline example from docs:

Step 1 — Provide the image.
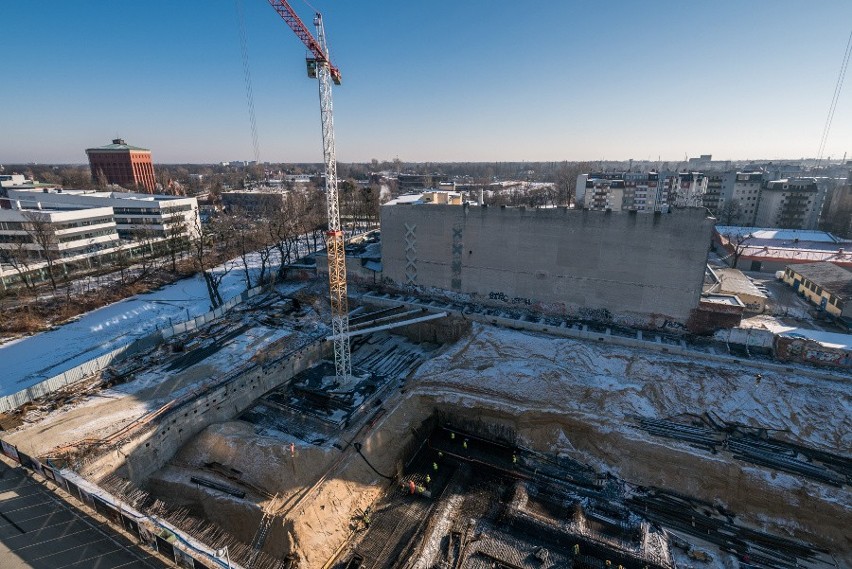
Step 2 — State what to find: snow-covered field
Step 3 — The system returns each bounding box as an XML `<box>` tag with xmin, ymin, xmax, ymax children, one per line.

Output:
<box><xmin>0</xmin><ymin>254</ymin><xmax>277</xmax><ymax>398</ymax></box>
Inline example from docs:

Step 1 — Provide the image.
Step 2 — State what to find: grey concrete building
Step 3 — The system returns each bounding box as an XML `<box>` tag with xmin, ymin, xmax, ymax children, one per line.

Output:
<box><xmin>381</xmin><ymin>204</ymin><xmax>714</xmax><ymax>324</ymax></box>
<box><xmin>754</xmin><ymin>178</ymin><xmax>820</xmax><ymax>230</ymax></box>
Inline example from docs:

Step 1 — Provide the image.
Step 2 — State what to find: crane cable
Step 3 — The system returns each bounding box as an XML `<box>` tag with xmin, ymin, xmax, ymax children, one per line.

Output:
<box><xmin>235</xmin><ymin>0</ymin><xmax>261</xmax><ymax>164</ymax></box>
<box><xmin>301</xmin><ymin>0</ymin><xmax>321</xmax><ymax>15</ymax></box>
<box><xmin>815</xmin><ymin>28</ymin><xmax>852</xmax><ymax>169</ymax></box>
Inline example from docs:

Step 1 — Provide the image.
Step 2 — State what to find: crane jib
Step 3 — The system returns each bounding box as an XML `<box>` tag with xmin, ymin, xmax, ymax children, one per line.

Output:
<box><xmin>267</xmin><ymin>0</ymin><xmax>342</xmax><ymax>83</ymax></box>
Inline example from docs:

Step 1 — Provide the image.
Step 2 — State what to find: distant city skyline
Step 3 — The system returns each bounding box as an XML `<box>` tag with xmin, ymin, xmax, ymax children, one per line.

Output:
<box><xmin>2</xmin><ymin>1</ymin><xmax>851</xmax><ymax>164</ymax></box>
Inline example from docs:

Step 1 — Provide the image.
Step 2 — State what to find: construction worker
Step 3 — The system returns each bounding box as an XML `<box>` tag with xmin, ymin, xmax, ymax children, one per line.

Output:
<box><xmin>605</xmin><ymin>561</ymin><xmax>611</xmax><ymax>567</ymax></box>
<box><xmin>432</xmin><ymin>461</ymin><xmax>439</xmax><ymax>472</ymax></box>
<box><xmin>450</xmin><ymin>432</ymin><xmax>456</xmax><ymax>441</ymax></box>
<box><xmin>425</xmin><ymin>474</ymin><xmax>431</xmax><ymax>485</ymax></box>
<box><xmin>573</xmin><ymin>544</ymin><xmax>580</xmax><ymax>556</ymax></box>
<box><xmin>512</xmin><ymin>453</ymin><xmax>517</xmax><ymax>465</ymax></box>
<box><xmin>437</xmin><ymin>451</ymin><xmax>443</xmax><ymax>459</ymax></box>
<box><xmin>463</xmin><ymin>438</ymin><xmax>468</xmax><ymax>450</ymax></box>
<box><xmin>409</xmin><ymin>480</ymin><xmax>416</xmax><ymax>495</ymax></box>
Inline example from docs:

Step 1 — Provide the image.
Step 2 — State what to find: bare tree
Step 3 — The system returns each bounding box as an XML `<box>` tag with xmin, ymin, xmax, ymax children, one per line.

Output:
<box><xmin>131</xmin><ymin>226</ymin><xmax>159</xmax><ymax>279</ymax></box>
<box><xmin>59</xmin><ymin>167</ymin><xmax>97</xmax><ymax>190</ymax></box>
<box><xmin>21</xmin><ymin>211</ymin><xmax>61</xmax><ymax>290</ymax></box>
<box><xmin>190</xmin><ymin>216</ymin><xmax>231</xmax><ymax>309</ymax></box>
<box><xmin>0</xmin><ymin>236</ymin><xmax>37</xmax><ymax>291</ymax></box>
<box><xmin>228</xmin><ymin>209</ymin><xmax>262</xmax><ymax>289</ymax></box>
<box><xmin>266</xmin><ymin>194</ymin><xmax>302</xmax><ymax>281</ymax></box>
<box><xmin>112</xmin><ymin>241</ymin><xmax>133</xmax><ymax>288</ymax></box>
<box><xmin>719</xmin><ymin>199</ymin><xmax>744</xmax><ymax>226</ymax></box>
<box><xmin>164</xmin><ymin>216</ymin><xmax>189</xmax><ymax>273</ymax></box>
<box><xmin>724</xmin><ymin>230</ymin><xmax>753</xmax><ymax>269</ymax></box>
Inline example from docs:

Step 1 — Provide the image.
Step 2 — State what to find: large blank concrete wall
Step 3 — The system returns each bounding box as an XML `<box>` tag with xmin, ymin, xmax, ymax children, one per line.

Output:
<box><xmin>381</xmin><ymin>205</ymin><xmax>713</xmax><ymax>323</ymax></box>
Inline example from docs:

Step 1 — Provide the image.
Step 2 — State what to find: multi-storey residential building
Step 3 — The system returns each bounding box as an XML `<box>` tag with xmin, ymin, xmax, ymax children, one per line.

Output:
<box><xmin>702</xmin><ymin>172</ymin><xmax>736</xmax><ymax>217</ymax></box>
<box><xmin>580</xmin><ymin>177</ymin><xmax>625</xmax><ymax>211</ymax></box>
<box><xmin>6</xmin><ymin>189</ymin><xmax>199</xmax><ymax>240</ymax></box>
<box><xmin>754</xmin><ymin>178</ymin><xmax>820</xmax><ymax>230</ymax></box>
<box><xmin>86</xmin><ymin>138</ymin><xmax>157</xmax><ymax>193</ymax></box>
<box><xmin>577</xmin><ymin>172</ymin><xmax>678</xmax><ymax>212</ymax></box>
<box><xmin>820</xmin><ymin>175</ymin><xmax>852</xmax><ymax>238</ymax></box>
<box><xmin>727</xmin><ymin>171</ymin><xmax>765</xmax><ymax>225</ymax></box>
<box><xmin>672</xmin><ymin>172</ymin><xmax>708</xmax><ymax>207</ymax></box>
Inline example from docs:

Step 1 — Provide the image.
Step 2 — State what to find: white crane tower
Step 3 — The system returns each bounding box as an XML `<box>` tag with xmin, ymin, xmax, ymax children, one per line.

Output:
<box><xmin>266</xmin><ymin>0</ymin><xmax>352</xmax><ymax>382</ymax></box>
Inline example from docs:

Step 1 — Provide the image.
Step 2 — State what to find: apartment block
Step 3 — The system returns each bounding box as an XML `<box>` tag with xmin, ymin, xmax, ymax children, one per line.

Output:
<box><xmin>754</xmin><ymin>178</ymin><xmax>820</xmax><ymax>230</ymax></box>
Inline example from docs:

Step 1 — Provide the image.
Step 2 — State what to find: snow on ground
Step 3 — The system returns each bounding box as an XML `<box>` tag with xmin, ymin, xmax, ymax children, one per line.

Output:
<box><xmin>4</xmin><ymin>283</ymin><xmax>320</xmax><ymax>456</ymax></box>
<box><xmin>0</xmin><ymin>245</ymin><xmax>312</xmax><ymax>398</ymax></box>
<box><xmin>414</xmin><ymin>323</ymin><xmax>851</xmax><ymax>453</ymax></box>
<box><xmin>0</xmin><ymin>266</ymin><xmax>242</xmax><ymax>397</ymax></box>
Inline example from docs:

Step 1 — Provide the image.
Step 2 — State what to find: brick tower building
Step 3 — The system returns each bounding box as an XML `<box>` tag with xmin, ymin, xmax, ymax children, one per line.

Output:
<box><xmin>86</xmin><ymin>138</ymin><xmax>157</xmax><ymax>192</ymax></box>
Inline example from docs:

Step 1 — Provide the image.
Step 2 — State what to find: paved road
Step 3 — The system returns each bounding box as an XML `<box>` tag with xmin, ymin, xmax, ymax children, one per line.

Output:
<box><xmin>0</xmin><ymin>461</ymin><xmax>166</xmax><ymax>569</ymax></box>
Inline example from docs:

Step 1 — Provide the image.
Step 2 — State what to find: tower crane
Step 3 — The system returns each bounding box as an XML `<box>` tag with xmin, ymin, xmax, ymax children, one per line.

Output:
<box><xmin>266</xmin><ymin>0</ymin><xmax>351</xmax><ymax>382</ymax></box>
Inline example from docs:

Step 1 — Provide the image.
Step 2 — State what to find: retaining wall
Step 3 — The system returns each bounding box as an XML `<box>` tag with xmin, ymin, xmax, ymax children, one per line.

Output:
<box><xmin>83</xmin><ymin>339</ymin><xmax>329</xmax><ymax>485</ymax></box>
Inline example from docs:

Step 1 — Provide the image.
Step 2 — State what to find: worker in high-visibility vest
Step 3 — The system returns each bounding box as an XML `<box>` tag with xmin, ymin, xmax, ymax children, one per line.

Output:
<box><xmin>512</xmin><ymin>453</ymin><xmax>517</xmax><ymax>465</ymax></box>
<box><xmin>425</xmin><ymin>474</ymin><xmax>431</xmax><ymax>485</ymax></box>
<box><xmin>450</xmin><ymin>432</ymin><xmax>455</xmax><ymax>440</ymax></box>
<box><xmin>573</xmin><ymin>544</ymin><xmax>579</xmax><ymax>556</ymax></box>
<box><xmin>463</xmin><ymin>438</ymin><xmax>468</xmax><ymax>450</ymax></box>
<box><xmin>433</xmin><ymin>462</ymin><xmax>438</xmax><ymax>472</ymax></box>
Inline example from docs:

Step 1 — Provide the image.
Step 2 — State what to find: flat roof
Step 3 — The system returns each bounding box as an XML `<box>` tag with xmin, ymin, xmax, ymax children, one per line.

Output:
<box><xmin>715</xmin><ymin>268</ymin><xmax>767</xmax><ymax>298</ymax></box>
<box><xmin>715</xmin><ymin>226</ymin><xmax>843</xmax><ymax>244</ymax></box>
<box><xmin>787</xmin><ymin>262</ymin><xmax>852</xmax><ymax>300</ymax></box>
<box><xmin>384</xmin><ymin>192</ymin><xmax>428</xmax><ymax>205</ymax></box>
<box><xmin>701</xmin><ymin>293</ymin><xmax>745</xmax><ymax>306</ymax></box>
<box><xmin>8</xmin><ymin>188</ymin><xmax>190</xmax><ymax>203</ymax></box>
<box><xmin>762</xmin><ymin>323</ymin><xmax>852</xmax><ymax>351</ymax></box>
<box><xmin>86</xmin><ymin>140</ymin><xmax>150</xmax><ymax>152</ymax></box>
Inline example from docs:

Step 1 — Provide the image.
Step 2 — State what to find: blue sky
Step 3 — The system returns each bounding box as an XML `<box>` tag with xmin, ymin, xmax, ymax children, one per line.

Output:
<box><xmin>2</xmin><ymin>1</ymin><xmax>851</xmax><ymax>164</ymax></box>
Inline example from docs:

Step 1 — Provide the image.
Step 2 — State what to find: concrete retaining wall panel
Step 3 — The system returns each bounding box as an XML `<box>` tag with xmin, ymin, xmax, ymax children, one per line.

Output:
<box><xmin>99</xmin><ymin>340</ymin><xmax>329</xmax><ymax>485</ymax></box>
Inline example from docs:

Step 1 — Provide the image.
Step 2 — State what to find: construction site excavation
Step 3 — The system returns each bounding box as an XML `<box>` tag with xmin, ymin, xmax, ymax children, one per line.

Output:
<box><xmin>1</xmin><ymin>3</ymin><xmax>851</xmax><ymax>569</ymax></box>
<box><xmin>0</xmin><ymin>274</ymin><xmax>849</xmax><ymax>569</ymax></box>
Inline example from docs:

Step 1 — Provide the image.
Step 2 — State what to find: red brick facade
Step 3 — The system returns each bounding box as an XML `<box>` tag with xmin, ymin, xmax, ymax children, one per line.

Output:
<box><xmin>86</xmin><ymin>139</ymin><xmax>156</xmax><ymax>193</ymax></box>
